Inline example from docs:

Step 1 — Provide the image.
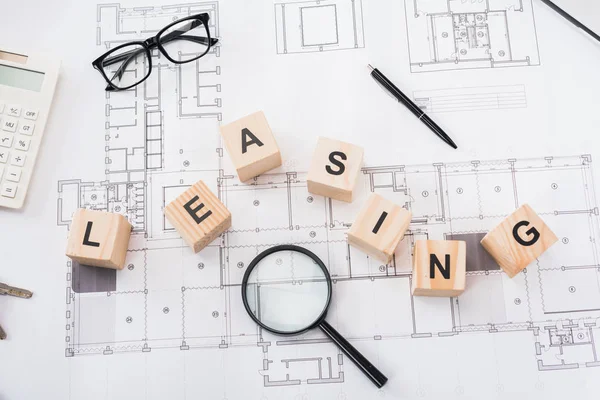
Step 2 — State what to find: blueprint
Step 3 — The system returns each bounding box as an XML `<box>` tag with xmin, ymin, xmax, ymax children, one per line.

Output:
<box><xmin>1</xmin><ymin>0</ymin><xmax>600</xmax><ymax>399</ymax></box>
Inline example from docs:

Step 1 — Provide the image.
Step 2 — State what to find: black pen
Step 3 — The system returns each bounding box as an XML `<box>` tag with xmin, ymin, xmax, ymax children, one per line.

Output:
<box><xmin>368</xmin><ymin>64</ymin><xmax>457</xmax><ymax>150</ymax></box>
<box><xmin>539</xmin><ymin>0</ymin><xmax>600</xmax><ymax>44</ymax></box>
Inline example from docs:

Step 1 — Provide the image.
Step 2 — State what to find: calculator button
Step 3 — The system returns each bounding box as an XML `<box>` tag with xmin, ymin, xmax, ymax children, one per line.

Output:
<box><xmin>0</xmin><ymin>104</ymin><xmax>4</xmax><ymax>113</ymax></box>
<box><xmin>15</xmin><ymin>137</ymin><xmax>30</xmax><ymax>151</ymax></box>
<box><xmin>0</xmin><ymin>151</ymin><xmax>8</xmax><ymax>164</ymax></box>
<box><xmin>2</xmin><ymin>118</ymin><xmax>17</xmax><ymax>133</ymax></box>
<box><xmin>18</xmin><ymin>122</ymin><xmax>35</xmax><ymax>136</ymax></box>
<box><xmin>23</xmin><ymin>109</ymin><xmax>38</xmax><ymax>120</ymax></box>
<box><xmin>5</xmin><ymin>167</ymin><xmax>21</xmax><ymax>183</ymax></box>
<box><xmin>7</xmin><ymin>105</ymin><xmax>21</xmax><ymax>117</ymax></box>
<box><xmin>1</xmin><ymin>182</ymin><xmax>17</xmax><ymax>198</ymax></box>
<box><xmin>0</xmin><ymin>134</ymin><xmax>13</xmax><ymax>148</ymax></box>
<box><xmin>10</xmin><ymin>154</ymin><xmax>25</xmax><ymax>167</ymax></box>
<box><xmin>0</xmin><ymin>165</ymin><xmax>3</xmax><ymax>179</ymax></box>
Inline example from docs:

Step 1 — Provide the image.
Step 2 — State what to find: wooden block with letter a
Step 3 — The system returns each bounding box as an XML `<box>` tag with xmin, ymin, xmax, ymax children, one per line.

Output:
<box><xmin>411</xmin><ymin>240</ymin><xmax>466</xmax><ymax>297</ymax></box>
<box><xmin>220</xmin><ymin>111</ymin><xmax>282</xmax><ymax>182</ymax></box>
<box><xmin>164</xmin><ymin>180</ymin><xmax>231</xmax><ymax>253</ymax></box>
<box><xmin>480</xmin><ymin>204</ymin><xmax>558</xmax><ymax>278</ymax></box>
<box><xmin>347</xmin><ymin>193</ymin><xmax>412</xmax><ymax>263</ymax></box>
<box><xmin>307</xmin><ymin>137</ymin><xmax>364</xmax><ymax>203</ymax></box>
<box><xmin>65</xmin><ymin>209</ymin><xmax>132</xmax><ymax>270</ymax></box>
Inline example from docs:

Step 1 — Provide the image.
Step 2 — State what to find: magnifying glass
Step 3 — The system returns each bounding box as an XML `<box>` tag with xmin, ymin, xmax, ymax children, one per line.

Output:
<box><xmin>241</xmin><ymin>244</ymin><xmax>388</xmax><ymax>388</ymax></box>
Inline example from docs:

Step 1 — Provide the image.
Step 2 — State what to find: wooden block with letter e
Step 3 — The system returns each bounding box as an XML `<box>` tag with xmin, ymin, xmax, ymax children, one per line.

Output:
<box><xmin>65</xmin><ymin>209</ymin><xmax>132</xmax><ymax>270</ymax></box>
<box><xmin>411</xmin><ymin>240</ymin><xmax>466</xmax><ymax>297</ymax></box>
<box><xmin>220</xmin><ymin>111</ymin><xmax>282</xmax><ymax>182</ymax></box>
<box><xmin>164</xmin><ymin>180</ymin><xmax>232</xmax><ymax>253</ymax></box>
<box><xmin>347</xmin><ymin>193</ymin><xmax>412</xmax><ymax>263</ymax></box>
<box><xmin>480</xmin><ymin>204</ymin><xmax>558</xmax><ymax>278</ymax></box>
<box><xmin>307</xmin><ymin>137</ymin><xmax>364</xmax><ymax>202</ymax></box>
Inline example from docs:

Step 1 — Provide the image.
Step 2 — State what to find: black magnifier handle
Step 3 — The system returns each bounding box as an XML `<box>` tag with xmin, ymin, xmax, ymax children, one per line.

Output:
<box><xmin>319</xmin><ymin>320</ymin><xmax>388</xmax><ymax>388</ymax></box>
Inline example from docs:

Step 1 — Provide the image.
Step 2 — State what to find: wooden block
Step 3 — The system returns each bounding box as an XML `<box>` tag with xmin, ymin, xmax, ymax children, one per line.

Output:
<box><xmin>411</xmin><ymin>240</ymin><xmax>466</xmax><ymax>297</ymax></box>
<box><xmin>347</xmin><ymin>193</ymin><xmax>412</xmax><ymax>263</ymax></box>
<box><xmin>164</xmin><ymin>180</ymin><xmax>231</xmax><ymax>253</ymax></box>
<box><xmin>307</xmin><ymin>137</ymin><xmax>364</xmax><ymax>203</ymax></box>
<box><xmin>65</xmin><ymin>209</ymin><xmax>132</xmax><ymax>270</ymax></box>
<box><xmin>480</xmin><ymin>204</ymin><xmax>558</xmax><ymax>278</ymax></box>
<box><xmin>220</xmin><ymin>111</ymin><xmax>282</xmax><ymax>182</ymax></box>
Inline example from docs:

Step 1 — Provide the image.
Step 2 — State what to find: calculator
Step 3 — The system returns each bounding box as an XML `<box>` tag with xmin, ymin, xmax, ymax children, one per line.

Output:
<box><xmin>0</xmin><ymin>47</ymin><xmax>60</xmax><ymax>209</ymax></box>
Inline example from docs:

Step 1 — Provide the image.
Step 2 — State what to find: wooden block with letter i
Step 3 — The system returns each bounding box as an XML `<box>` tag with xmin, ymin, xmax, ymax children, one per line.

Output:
<box><xmin>220</xmin><ymin>111</ymin><xmax>282</xmax><ymax>182</ymax></box>
<box><xmin>65</xmin><ymin>209</ymin><xmax>132</xmax><ymax>270</ymax></box>
<box><xmin>164</xmin><ymin>180</ymin><xmax>232</xmax><ymax>253</ymax></box>
<box><xmin>307</xmin><ymin>137</ymin><xmax>364</xmax><ymax>203</ymax></box>
<box><xmin>411</xmin><ymin>240</ymin><xmax>466</xmax><ymax>297</ymax></box>
<box><xmin>480</xmin><ymin>204</ymin><xmax>558</xmax><ymax>278</ymax></box>
<box><xmin>347</xmin><ymin>193</ymin><xmax>412</xmax><ymax>263</ymax></box>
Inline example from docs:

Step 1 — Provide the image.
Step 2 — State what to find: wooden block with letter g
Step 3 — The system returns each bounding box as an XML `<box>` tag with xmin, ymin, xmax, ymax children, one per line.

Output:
<box><xmin>307</xmin><ymin>137</ymin><xmax>364</xmax><ymax>203</ymax></box>
<box><xmin>164</xmin><ymin>180</ymin><xmax>232</xmax><ymax>253</ymax></box>
<box><xmin>65</xmin><ymin>209</ymin><xmax>132</xmax><ymax>270</ymax></box>
<box><xmin>411</xmin><ymin>240</ymin><xmax>466</xmax><ymax>297</ymax></box>
<box><xmin>347</xmin><ymin>193</ymin><xmax>412</xmax><ymax>263</ymax></box>
<box><xmin>480</xmin><ymin>204</ymin><xmax>558</xmax><ymax>278</ymax></box>
<box><xmin>220</xmin><ymin>111</ymin><xmax>282</xmax><ymax>182</ymax></box>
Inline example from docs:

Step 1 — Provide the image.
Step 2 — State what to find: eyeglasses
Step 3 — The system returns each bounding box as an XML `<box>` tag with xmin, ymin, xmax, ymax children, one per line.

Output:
<box><xmin>92</xmin><ymin>13</ymin><xmax>218</xmax><ymax>91</ymax></box>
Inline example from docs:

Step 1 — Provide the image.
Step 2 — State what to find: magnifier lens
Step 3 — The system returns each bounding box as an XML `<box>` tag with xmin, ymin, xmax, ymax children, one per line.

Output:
<box><xmin>244</xmin><ymin>250</ymin><xmax>330</xmax><ymax>333</ymax></box>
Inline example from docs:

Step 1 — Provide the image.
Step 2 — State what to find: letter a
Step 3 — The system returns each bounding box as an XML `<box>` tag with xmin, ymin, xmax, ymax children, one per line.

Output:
<box><xmin>241</xmin><ymin>128</ymin><xmax>264</xmax><ymax>154</ymax></box>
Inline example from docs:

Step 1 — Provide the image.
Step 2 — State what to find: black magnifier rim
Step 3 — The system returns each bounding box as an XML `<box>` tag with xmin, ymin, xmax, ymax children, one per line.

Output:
<box><xmin>241</xmin><ymin>244</ymin><xmax>333</xmax><ymax>336</ymax></box>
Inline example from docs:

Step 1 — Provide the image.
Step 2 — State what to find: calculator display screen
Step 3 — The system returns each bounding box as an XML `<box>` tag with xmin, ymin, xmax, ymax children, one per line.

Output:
<box><xmin>0</xmin><ymin>64</ymin><xmax>45</xmax><ymax>92</ymax></box>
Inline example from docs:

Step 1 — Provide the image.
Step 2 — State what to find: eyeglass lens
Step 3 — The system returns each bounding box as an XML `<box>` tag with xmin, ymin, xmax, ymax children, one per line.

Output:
<box><xmin>158</xmin><ymin>18</ymin><xmax>210</xmax><ymax>63</ymax></box>
<box><xmin>100</xmin><ymin>44</ymin><xmax>149</xmax><ymax>89</ymax></box>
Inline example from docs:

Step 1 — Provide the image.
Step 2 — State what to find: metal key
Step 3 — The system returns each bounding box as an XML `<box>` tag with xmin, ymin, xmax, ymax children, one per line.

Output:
<box><xmin>0</xmin><ymin>282</ymin><xmax>33</xmax><ymax>340</ymax></box>
<box><xmin>0</xmin><ymin>282</ymin><xmax>33</xmax><ymax>298</ymax></box>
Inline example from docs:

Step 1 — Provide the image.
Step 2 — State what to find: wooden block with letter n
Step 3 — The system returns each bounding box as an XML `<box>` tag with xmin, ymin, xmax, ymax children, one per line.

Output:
<box><xmin>347</xmin><ymin>193</ymin><xmax>412</xmax><ymax>263</ymax></box>
<box><xmin>411</xmin><ymin>240</ymin><xmax>466</xmax><ymax>297</ymax></box>
<box><xmin>65</xmin><ymin>209</ymin><xmax>132</xmax><ymax>270</ymax></box>
<box><xmin>307</xmin><ymin>137</ymin><xmax>364</xmax><ymax>203</ymax></box>
<box><xmin>164</xmin><ymin>180</ymin><xmax>232</xmax><ymax>253</ymax></box>
<box><xmin>220</xmin><ymin>111</ymin><xmax>282</xmax><ymax>182</ymax></box>
<box><xmin>480</xmin><ymin>204</ymin><xmax>558</xmax><ymax>278</ymax></box>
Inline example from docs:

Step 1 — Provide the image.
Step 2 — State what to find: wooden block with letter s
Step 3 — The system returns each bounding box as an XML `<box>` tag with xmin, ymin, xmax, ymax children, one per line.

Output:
<box><xmin>164</xmin><ymin>180</ymin><xmax>232</xmax><ymax>253</ymax></box>
<box><xmin>347</xmin><ymin>193</ymin><xmax>412</xmax><ymax>263</ymax></box>
<box><xmin>220</xmin><ymin>111</ymin><xmax>282</xmax><ymax>182</ymax></box>
<box><xmin>480</xmin><ymin>204</ymin><xmax>558</xmax><ymax>278</ymax></box>
<box><xmin>65</xmin><ymin>209</ymin><xmax>132</xmax><ymax>270</ymax></box>
<box><xmin>307</xmin><ymin>137</ymin><xmax>364</xmax><ymax>203</ymax></box>
<box><xmin>411</xmin><ymin>240</ymin><xmax>466</xmax><ymax>297</ymax></box>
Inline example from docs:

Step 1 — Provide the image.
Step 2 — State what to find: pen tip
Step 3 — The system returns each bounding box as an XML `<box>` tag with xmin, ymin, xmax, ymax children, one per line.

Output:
<box><xmin>367</xmin><ymin>64</ymin><xmax>374</xmax><ymax>71</ymax></box>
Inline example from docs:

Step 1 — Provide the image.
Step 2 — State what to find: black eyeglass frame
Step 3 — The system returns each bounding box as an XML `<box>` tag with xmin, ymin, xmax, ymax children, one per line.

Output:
<box><xmin>92</xmin><ymin>13</ymin><xmax>217</xmax><ymax>91</ymax></box>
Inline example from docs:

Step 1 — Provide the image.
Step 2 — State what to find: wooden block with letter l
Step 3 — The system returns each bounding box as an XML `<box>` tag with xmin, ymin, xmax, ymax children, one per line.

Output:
<box><xmin>65</xmin><ymin>209</ymin><xmax>132</xmax><ymax>270</ymax></box>
<box><xmin>164</xmin><ymin>180</ymin><xmax>231</xmax><ymax>253</ymax></box>
<box><xmin>307</xmin><ymin>137</ymin><xmax>364</xmax><ymax>203</ymax></box>
<box><xmin>480</xmin><ymin>204</ymin><xmax>558</xmax><ymax>278</ymax></box>
<box><xmin>347</xmin><ymin>193</ymin><xmax>412</xmax><ymax>263</ymax></box>
<box><xmin>220</xmin><ymin>111</ymin><xmax>282</xmax><ymax>182</ymax></box>
<box><xmin>411</xmin><ymin>240</ymin><xmax>466</xmax><ymax>297</ymax></box>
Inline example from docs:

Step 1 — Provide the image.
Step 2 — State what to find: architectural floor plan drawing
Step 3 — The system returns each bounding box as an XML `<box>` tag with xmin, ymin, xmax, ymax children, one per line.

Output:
<box><xmin>46</xmin><ymin>0</ymin><xmax>599</xmax><ymax>397</ymax></box>
<box><xmin>275</xmin><ymin>0</ymin><xmax>365</xmax><ymax>54</ymax></box>
<box><xmin>404</xmin><ymin>0</ymin><xmax>541</xmax><ymax>72</ymax></box>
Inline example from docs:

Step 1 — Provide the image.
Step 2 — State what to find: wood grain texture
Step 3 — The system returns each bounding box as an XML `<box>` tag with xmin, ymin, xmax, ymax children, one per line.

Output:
<box><xmin>411</xmin><ymin>240</ymin><xmax>466</xmax><ymax>297</ymax></box>
<box><xmin>480</xmin><ymin>203</ymin><xmax>557</xmax><ymax>278</ymax></box>
<box><xmin>347</xmin><ymin>193</ymin><xmax>412</xmax><ymax>263</ymax></box>
<box><xmin>164</xmin><ymin>180</ymin><xmax>231</xmax><ymax>253</ymax></box>
<box><xmin>65</xmin><ymin>209</ymin><xmax>132</xmax><ymax>270</ymax></box>
<box><xmin>307</xmin><ymin>137</ymin><xmax>364</xmax><ymax>203</ymax></box>
<box><xmin>220</xmin><ymin>111</ymin><xmax>282</xmax><ymax>182</ymax></box>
